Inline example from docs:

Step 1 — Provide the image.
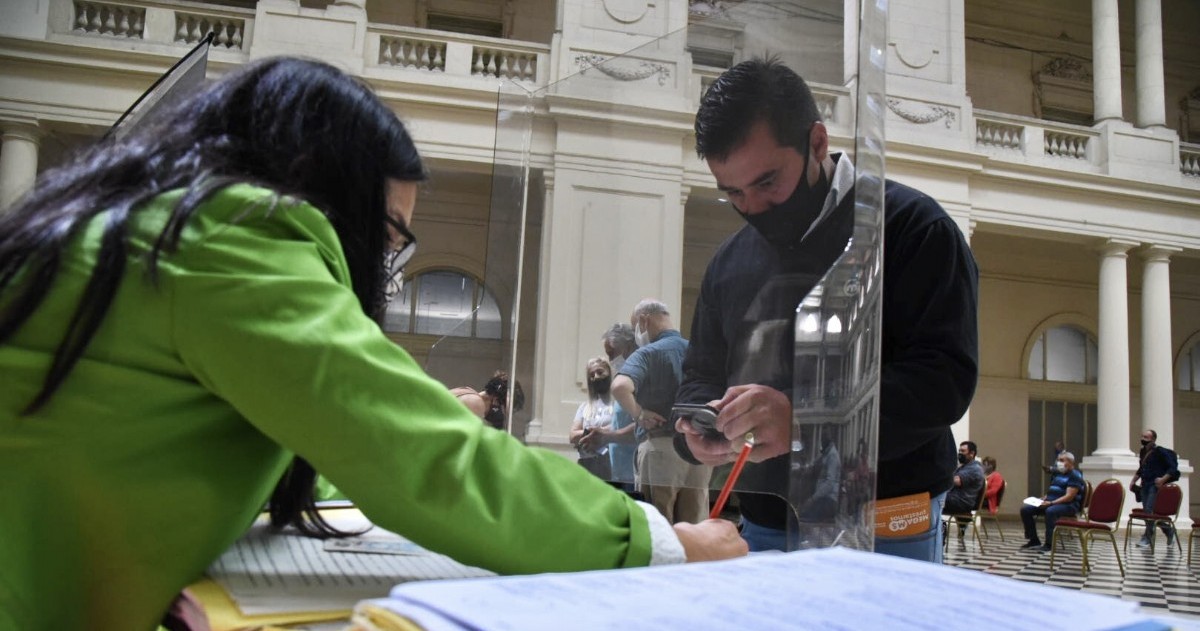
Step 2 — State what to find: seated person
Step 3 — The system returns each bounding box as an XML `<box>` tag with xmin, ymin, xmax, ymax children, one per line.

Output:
<box><xmin>1019</xmin><ymin>451</ymin><xmax>1085</xmax><ymax>552</ymax></box>
<box><xmin>981</xmin><ymin>456</ymin><xmax>1004</xmax><ymax>514</ymax></box>
<box><xmin>942</xmin><ymin>441</ymin><xmax>984</xmax><ymax>514</ymax></box>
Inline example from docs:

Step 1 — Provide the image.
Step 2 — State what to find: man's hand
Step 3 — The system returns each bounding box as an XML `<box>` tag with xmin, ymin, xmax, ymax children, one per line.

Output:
<box><xmin>672</xmin><ymin>520</ymin><xmax>748</xmax><ymax>562</ymax></box>
<box><xmin>675</xmin><ymin>384</ymin><xmax>791</xmax><ymax>465</ymax></box>
<box><xmin>1155</xmin><ymin>475</ymin><xmax>1168</xmax><ymax>488</ymax></box>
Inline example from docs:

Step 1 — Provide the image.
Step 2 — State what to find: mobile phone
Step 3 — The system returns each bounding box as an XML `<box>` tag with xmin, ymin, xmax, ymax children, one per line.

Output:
<box><xmin>671</xmin><ymin>403</ymin><xmax>723</xmax><ymax>440</ymax></box>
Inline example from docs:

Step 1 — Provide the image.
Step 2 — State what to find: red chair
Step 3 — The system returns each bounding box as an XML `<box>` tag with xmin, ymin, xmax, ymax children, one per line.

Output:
<box><xmin>1050</xmin><ymin>478</ymin><xmax>1125</xmax><ymax>577</ymax></box>
<box><xmin>980</xmin><ymin>481</ymin><xmax>1006</xmax><ymax>542</ymax></box>
<box><xmin>1124</xmin><ymin>483</ymin><xmax>1183</xmax><ymax>553</ymax></box>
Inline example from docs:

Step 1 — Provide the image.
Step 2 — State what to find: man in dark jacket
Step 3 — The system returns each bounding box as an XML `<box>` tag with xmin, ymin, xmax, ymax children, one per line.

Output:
<box><xmin>674</xmin><ymin>57</ymin><xmax>978</xmax><ymax>563</ymax></box>
<box><xmin>1132</xmin><ymin>429</ymin><xmax>1181</xmax><ymax>547</ymax></box>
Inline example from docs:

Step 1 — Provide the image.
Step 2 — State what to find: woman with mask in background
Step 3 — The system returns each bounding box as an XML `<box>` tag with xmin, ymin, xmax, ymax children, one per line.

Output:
<box><xmin>570</xmin><ymin>357</ymin><xmax>617</xmax><ymax>479</ymax></box>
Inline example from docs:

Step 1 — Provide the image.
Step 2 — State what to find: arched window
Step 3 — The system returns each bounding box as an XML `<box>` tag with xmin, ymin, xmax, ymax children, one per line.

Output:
<box><xmin>1027</xmin><ymin>325</ymin><xmax>1097</xmax><ymax>384</ymax></box>
<box><xmin>383</xmin><ymin>269</ymin><xmax>502</xmax><ymax>339</ymax></box>
<box><xmin>1178</xmin><ymin>339</ymin><xmax>1200</xmax><ymax>392</ymax></box>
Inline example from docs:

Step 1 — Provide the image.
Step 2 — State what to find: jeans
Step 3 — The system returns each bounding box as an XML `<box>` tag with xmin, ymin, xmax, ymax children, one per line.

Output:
<box><xmin>738</xmin><ymin>490</ymin><xmax>947</xmax><ymax>565</ymax></box>
<box><xmin>1020</xmin><ymin>502</ymin><xmax>1075</xmax><ymax>544</ymax></box>
<box><xmin>874</xmin><ymin>490</ymin><xmax>946</xmax><ymax>564</ymax></box>
<box><xmin>1141</xmin><ymin>484</ymin><xmax>1174</xmax><ymax>540</ymax></box>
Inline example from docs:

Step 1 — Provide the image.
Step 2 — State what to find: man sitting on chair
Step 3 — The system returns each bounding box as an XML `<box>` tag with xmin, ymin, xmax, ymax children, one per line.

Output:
<box><xmin>942</xmin><ymin>441</ymin><xmax>984</xmax><ymax>543</ymax></box>
<box><xmin>1020</xmin><ymin>451</ymin><xmax>1085</xmax><ymax>552</ymax></box>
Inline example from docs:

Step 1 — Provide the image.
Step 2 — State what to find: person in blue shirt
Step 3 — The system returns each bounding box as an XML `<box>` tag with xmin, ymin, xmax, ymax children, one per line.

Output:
<box><xmin>1020</xmin><ymin>451</ymin><xmax>1086</xmax><ymax>551</ymax></box>
<box><xmin>611</xmin><ymin>299</ymin><xmax>712</xmax><ymax>523</ymax></box>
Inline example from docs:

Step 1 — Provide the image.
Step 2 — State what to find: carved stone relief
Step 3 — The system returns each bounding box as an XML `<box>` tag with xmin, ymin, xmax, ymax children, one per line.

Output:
<box><xmin>574</xmin><ymin>53</ymin><xmax>672</xmax><ymax>86</ymax></box>
<box><xmin>886</xmin><ymin>97</ymin><xmax>956</xmax><ymax>129</ymax></box>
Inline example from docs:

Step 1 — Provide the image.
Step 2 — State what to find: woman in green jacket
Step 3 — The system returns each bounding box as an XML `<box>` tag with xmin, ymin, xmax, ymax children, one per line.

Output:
<box><xmin>0</xmin><ymin>57</ymin><xmax>744</xmax><ymax>630</ymax></box>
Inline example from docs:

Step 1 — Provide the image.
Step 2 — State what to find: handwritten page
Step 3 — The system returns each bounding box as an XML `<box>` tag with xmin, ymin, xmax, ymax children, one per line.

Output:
<box><xmin>207</xmin><ymin>511</ymin><xmax>494</xmax><ymax>615</ymax></box>
<box><xmin>356</xmin><ymin>547</ymin><xmax>1164</xmax><ymax>631</ymax></box>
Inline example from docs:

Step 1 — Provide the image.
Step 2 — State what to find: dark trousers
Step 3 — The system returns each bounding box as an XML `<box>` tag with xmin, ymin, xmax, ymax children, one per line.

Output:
<box><xmin>1020</xmin><ymin>502</ymin><xmax>1076</xmax><ymax>543</ymax></box>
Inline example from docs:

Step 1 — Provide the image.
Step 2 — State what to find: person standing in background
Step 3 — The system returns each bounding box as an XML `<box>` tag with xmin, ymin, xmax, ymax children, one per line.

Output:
<box><xmin>612</xmin><ymin>300</ymin><xmax>712</xmax><ymax>523</ymax></box>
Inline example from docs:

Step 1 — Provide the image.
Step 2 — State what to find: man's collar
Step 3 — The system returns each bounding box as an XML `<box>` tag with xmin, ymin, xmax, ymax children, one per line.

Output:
<box><xmin>798</xmin><ymin>152</ymin><xmax>856</xmax><ymax>242</ymax></box>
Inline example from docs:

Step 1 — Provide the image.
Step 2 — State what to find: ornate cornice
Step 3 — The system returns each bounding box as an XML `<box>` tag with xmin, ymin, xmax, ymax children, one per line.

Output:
<box><xmin>1038</xmin><ymin>57</ymin><xmax>1092</xmax><ymax>83</ymax></box>
<box><xmin>573</xmin><ymin>54</ymin><xmax>671</xmax><ymax>86</ymax></box>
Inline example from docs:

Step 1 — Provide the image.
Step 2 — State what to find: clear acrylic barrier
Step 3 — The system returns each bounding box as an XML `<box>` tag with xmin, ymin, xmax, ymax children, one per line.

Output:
<box><xmin>426</xmin><ymin>0</ymin><xmax>885</xmax><ymax>552</ymax></box>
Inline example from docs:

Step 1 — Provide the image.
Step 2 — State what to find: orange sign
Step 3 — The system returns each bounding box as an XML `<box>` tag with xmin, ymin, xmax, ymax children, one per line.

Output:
<box><xmin>874</xmin><ymin>492</ymin><xmax>932</xmax><ymax>538</ymax></box>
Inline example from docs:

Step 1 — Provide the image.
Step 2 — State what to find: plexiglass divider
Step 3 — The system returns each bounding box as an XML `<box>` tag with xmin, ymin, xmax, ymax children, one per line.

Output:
<box><xmin>426</xmin><ymin>0</ymin><xmax>885</xmax><ymax>552</ymax></box>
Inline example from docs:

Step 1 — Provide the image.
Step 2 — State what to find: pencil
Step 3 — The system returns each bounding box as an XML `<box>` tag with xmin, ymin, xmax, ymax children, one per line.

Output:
<box><xmin>709</xmin><ymin>432</ymin><xmax>755</xmax><ymax>519</ymax></box>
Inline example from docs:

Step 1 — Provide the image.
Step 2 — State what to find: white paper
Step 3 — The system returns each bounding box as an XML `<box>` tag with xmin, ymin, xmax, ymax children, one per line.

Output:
<box><xmin>358</xmin><ymin>547</ymin><xmax>1162</xmax><ymax>631</ymax></box>
<box><xmin>207</xmin><ymin>511</ymin><xmax>494</xmax><ymax>615</ymax></box>
<box><xmin>1023</xmin><ymin>496</ymin><xmax>1044</xmax><ymax>507</ymax></box>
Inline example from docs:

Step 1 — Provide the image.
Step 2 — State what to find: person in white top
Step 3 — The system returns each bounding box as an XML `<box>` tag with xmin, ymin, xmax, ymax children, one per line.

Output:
<box><xmin>570</xmin><ymin>357</ymin><xmax>617</xmax><ymax>478</ymax></box>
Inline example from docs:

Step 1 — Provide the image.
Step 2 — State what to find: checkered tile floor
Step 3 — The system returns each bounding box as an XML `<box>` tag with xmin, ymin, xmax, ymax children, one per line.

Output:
<box><xmin>942</xmin><ymin>520</ymin><xmax>1200</xmax><ymax>620</ymax></box>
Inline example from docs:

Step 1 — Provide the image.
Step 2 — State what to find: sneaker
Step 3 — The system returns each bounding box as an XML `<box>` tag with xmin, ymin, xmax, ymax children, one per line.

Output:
<box><xmin>1020</xmin><ymin>539</ymin><xmax>1042</xmax><ymax>550</ymax></box>
<box><xmin>1136</xmin><ymin>538</ymin><xmax>1151</xmax><ymax>548</ymax></box>
<box><xmin>1039</xmin><ymin>544</ymin><xmax>1052</xmax><ymax>553</ymax></box>
<box><xmin>1165</xmin><ymin>530</ymin><xmax>1176</xmax><ymax>546</ymax></box>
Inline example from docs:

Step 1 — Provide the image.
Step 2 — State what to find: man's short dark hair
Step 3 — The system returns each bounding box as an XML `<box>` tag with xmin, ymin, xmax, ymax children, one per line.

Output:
<box><xmin>1148</xmin><ymin>429</ymin><xmax>1158</xmax><ymax>440</ymax></box>
<box><xmin>694</xmin><ymin>56</ymin><xmax>822</xmax><ymax>161</ymax></box>
<box><xmin>961</xmin><ymin>441</ymin><xmax>977</xmax><ymax>456</ymax></box>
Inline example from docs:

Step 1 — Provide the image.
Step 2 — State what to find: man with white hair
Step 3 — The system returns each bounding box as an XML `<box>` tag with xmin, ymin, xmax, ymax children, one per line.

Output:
<box><xmin>1019</xmin><ymin>450</ymin><xmax>1085</xmax><ymax>552</ymax></box>
<box><xmin>611</xmin><ymin>300</ymin><xmax>712</xmax><ymax>523</ymax></box>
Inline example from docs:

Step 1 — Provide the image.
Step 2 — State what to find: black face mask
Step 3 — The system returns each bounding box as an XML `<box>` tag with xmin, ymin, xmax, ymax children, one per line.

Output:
<box><xmin>734</xmin><ymin>142</ymin><xmax>831</xmax><ymax>248</ymax></box>
<box><xmin>590</xmin><ymin>377</ymin><xmax>612</xmax><ymax>395</ymax></box>
<box><xmin>957</xmin><ymin>453</ymin><xmax>969</xmax><ymax>465</ymax></box>
<box><xmin>484</xmin><ymin>406</ymin><xmax>505</xmax><ymax>429</ymax></box>
<box><xmin>1140</xmin><ymin>439</ymin><xmax>1150</xmax><ymax>447</ymax></box>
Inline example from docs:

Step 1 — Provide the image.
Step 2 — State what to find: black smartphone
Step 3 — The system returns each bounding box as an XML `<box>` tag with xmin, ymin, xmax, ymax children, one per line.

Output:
<box><xmin>671</xmin><ymin>403</ymin><xmax>723</xmax><ymax>440</ymax></box>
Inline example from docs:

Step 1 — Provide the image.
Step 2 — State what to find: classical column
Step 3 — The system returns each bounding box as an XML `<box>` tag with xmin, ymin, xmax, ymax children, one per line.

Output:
<box><xmin>1092</xmin><ymin>0</ymin><xmax>1123</xmax><ymax>122</ymax></box>
<box><xmin>1094</xmin><ymin>239</ymin><xmax>1137</xmax><ymax>457</ymax></box>
<box><xmin>1134</xmin><ymin>0</ymin><xmax>1166</xmax><ymax>128</ymax></box>
<box><xmin>1140</xmin><ymin>245</ymin><xmax>1179</xmax><ymax>445</ymax></box>
<box><xmin>0</xmin><ymin>120</ymin><xmax>42</xmax><ymax>212</ymax></box>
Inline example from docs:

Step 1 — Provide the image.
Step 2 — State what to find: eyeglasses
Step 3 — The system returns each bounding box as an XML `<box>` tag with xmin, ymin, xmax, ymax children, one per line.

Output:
<box><xmin>383</xmin><ymin>215</ymin><xmax>417</xmax><ymax>303</ymax></box>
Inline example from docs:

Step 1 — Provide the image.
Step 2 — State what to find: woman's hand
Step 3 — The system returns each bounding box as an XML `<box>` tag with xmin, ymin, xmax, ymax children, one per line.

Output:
<box><xmin>672</xmin><ymin>519</ymin><xmax>748</xmax><ymax>562</ymax></box>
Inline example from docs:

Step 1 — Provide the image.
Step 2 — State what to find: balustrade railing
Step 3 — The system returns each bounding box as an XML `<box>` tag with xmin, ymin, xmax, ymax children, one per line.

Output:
<box><xmin>73</xmin><ymin>1</ymin><xmax>145</xmax><ymax>39</ymax></box>
<box><xmin>1181</xmin><ymin>144</ymin><xmax>1200</xmax><ymax>178</ymax></box>
<box><xmin>370</xmin><ymin>26</ymin><xmax>547</xmax><ymax>85</ymax></box>
<box><xmin>976</xmin><ymin>119</ymin><xmax>1022</xmax><ymax>151</ymax></box>
<box><xmin>1044</xmin><ymin>130</ymin><xmax>1090</xmax><ymax>160</ymax></box>
<box><xmin>472</xmin><ymin>47</ymin><xmax>537</xmax><ymax>82</ymax></box>
<box><xmin>379</xmin><ymin>36</ymin><xmax>447</xmax><ymax>72</ymax></box>
<box><xmin>175</xmin><ymin>12</ymin><xmax>245</xmax><ymax>50</ymax></box>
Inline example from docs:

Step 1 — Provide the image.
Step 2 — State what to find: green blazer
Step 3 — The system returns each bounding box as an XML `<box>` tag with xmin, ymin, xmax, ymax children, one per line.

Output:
<box><xmin>0</xmin><ymin>185</ymin><xmax>651</xmax><ymax>630</ymax></box>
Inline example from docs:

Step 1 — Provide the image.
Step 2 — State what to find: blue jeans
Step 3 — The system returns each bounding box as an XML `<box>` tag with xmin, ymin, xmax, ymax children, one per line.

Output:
<box><xmin>874</xmin><ymin>490</ymin><xmax>946</xmax><ymax>564</ymax></box>
<box><xmin>739</xmin><ymin>490</ymin><xmax>947</xmax><ymax>564</ymax></box>
<box><xmin>1141</xmin><ymin>484</ymin><xmax>1174</xmax><ymax>540</ymax></box>
<box><xmin>1020</xmin><ymin>502</ymin><xmax>1075</xmax><ymax>544</ymax></box>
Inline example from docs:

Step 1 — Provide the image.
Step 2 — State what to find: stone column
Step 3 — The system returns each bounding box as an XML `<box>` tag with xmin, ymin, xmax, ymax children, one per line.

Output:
<box><xmin>0</xmin><ymin>120</ymin><xmax>42</xmax><ymax>212</ymax></box>
<box><xmin>1140</xmin><ymin>245</ymin><xmax>1179</xmax><ymax>444</ymax></box>
<box><xmin>1092</xmin><ymin>0</ymin><xmax>1123</xmax><ymax>122</ymax></box>
<box><xmin>1134</xmin><ymin>0</ymin><xmax>1166</xmax><ymax>128</ymax></box>
<box><xmin>1094</xmin><ymin>239</ymin><xmax>1137</xmax><ymax>457</ymax></box>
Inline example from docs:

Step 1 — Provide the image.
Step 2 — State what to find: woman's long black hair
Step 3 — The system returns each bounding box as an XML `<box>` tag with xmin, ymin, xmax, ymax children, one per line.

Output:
<box><xmin>0</xmin><ymin>57</ymin><xmax>426</xmax><ymax>537</ymax></box>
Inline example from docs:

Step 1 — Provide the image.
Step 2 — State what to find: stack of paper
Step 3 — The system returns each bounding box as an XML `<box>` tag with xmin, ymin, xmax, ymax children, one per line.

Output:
<box><xmin>205</xmin><ymin>510</ymin><xmax>494</xmax><ymax>619</ymax></box>
<box><xmin>350</xmin><ymin>547</ymin><xmax>1171</xmax><ymax>631</ymax></box>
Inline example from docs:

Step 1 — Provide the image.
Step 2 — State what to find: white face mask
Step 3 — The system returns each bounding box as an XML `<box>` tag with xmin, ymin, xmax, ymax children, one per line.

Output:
<box><xmin>1055</xmin><ymin>462</ymin><xmax>1066</xmax><ymax>473</ymax></box>
<box><xmin>634</xmin><ymin>322</ymin><xmax>650</xmax><ymax>347</ymax></box>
